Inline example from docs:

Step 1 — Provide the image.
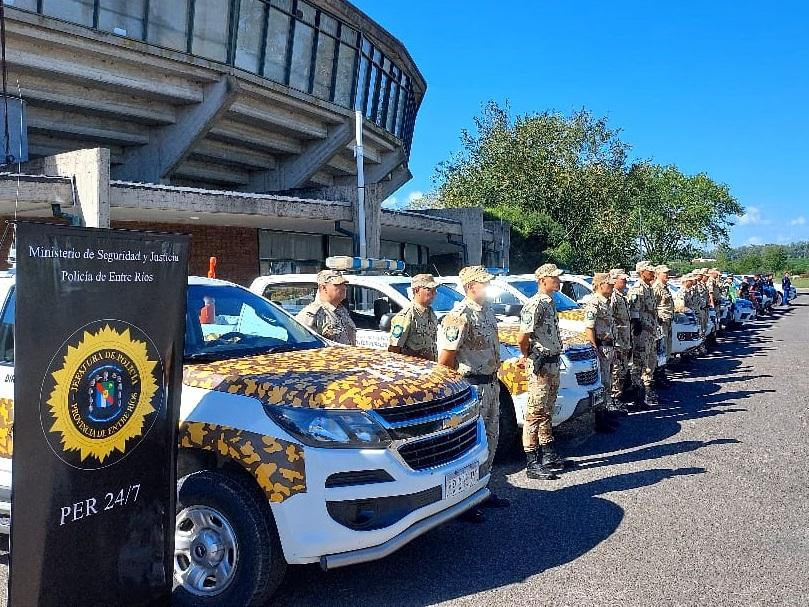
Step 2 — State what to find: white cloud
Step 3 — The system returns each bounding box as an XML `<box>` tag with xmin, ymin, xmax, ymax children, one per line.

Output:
<box><xmin>745</xmin><ymin>236</ymin><xmax>764</xmax><ymax>246</ymax></box>
<box><xmin>790</xmin><ymin>216</ymin><xmax>806</xmax><ymax>226</ymax></box>
<box><xmin>737</xmin><ymin>206</ymin><xmax>770</xmax><ymax>226</ymax></box>
<box><xmin>407</xmin><ymin>191</ymin><xmax>425</xmax><ymax>204</ymax></box>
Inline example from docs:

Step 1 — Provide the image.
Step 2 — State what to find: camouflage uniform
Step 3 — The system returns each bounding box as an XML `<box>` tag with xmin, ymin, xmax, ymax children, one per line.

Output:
<box><xmin>707</xmin><ymin>272</ymin><xmax>723</xmax><ymax>326</ymax></box>
<box><xmin>438</xmin><ymin>284</ymin><xmax>500</xmax><ymax>474</ymax></box>
<box><xmin>519</xmin><ymin>291</ymin><xmax>563</xmax><ymax>450</ymax></box>
<box><xmin>627</xmin><ymin>268</ymin><xmax>658</xmax><ymax>392</ymax></box>
<box><xmin>297</xmin><ymin>300</ymin><xmax>357</xmax><ymax>346</ymax></box>
<box><xmin>653</xmin><ymin>278</ymin><xmax>675</xmax><ymax>362</ymax></box>
<box><xmin>583</xmin><ymin>290</ymin><xmax>615</xmax><ymax>408</ymax></box>
<box><xmin>694</xmin><ymin>274</ymin><xmax>709</xmax><ymax>336</ymax></box>
<box><xmin>610</xmin><ymin>281</ymin><xmax>632</xmax><ymax>400</ymax></box>
<box><xmin>389</xmin><ymin>303</ymin><xmax>438</xmax><ymax>361</ymax></box>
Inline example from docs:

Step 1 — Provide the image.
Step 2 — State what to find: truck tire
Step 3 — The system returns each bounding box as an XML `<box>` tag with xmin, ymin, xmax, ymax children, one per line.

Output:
<box><xmin>495</xmin><ymin>385</ymin><xmax>520</xmax><ymax>462</ymax></box>
<box><xmin>173</xmin><ymin>469</ymin><xmax>286</xmax><ymax>607</ymax></box>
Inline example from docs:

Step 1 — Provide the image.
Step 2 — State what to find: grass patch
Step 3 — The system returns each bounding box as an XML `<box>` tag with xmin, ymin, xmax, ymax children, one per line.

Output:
<box><xmin>790</xmin><ymin>277</ymin><xmax>809</xmax><ymax>288</ymax></box>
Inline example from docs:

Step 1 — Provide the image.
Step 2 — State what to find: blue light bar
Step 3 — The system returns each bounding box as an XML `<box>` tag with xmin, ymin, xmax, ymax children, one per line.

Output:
<box><xmin>486</xmin><ymin>267</ymin><xmax>510</xmax><ymax>276</ymax></box>
<box><xmin>326</xmin><ymin>256</ymin><xmax>406</xmax><ymax>272</ymax></box>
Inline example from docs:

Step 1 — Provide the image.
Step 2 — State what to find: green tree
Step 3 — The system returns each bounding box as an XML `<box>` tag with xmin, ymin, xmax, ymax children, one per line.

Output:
<box><xmin>424</xmin><ymin>102</ymin><xmax>743</xmax><ymax>272</ymax></box>
<box><xmin>626</xmin><ymin>163</ymin><xmax>743</xmax><ymax>262</ymax></box>
<box><xmin>761</xmin><ymin>245</ymin><xmax>788</xmax><ymax>273</ymax></box>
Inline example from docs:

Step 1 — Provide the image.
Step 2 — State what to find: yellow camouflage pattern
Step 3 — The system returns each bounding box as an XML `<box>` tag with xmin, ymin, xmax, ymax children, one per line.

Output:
<box><xmin>497</xmin><ymin>323</ymin><xmax>589</xmax><ymax>347</ymax></box>
<box><xmin>558</xmin><ymin>309</ymin><xmax>586</xmax><ymax>322</ymax></box>
<box><xmin>498</xmin><ymin>358</ymin><xmax>528</xmax><ymax>396</ymax></box>
<box><xmin>183</xmin><ymin>347</ymin><xmax>467</xmax><ymax>410</ymax></box>
<box><xmin>0</xmin><ymin>398</ymin><xmax>12</xmax><ymax>458</ymax></box>
<box><xmin>180</xmin><ymin>422</ymin><xmax>305</xmax><ymax>503</ymax></box>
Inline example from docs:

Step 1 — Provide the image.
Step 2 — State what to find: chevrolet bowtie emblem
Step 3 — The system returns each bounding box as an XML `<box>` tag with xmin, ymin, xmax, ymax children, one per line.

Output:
<box><xmin>443</xmin><ymin>415</ymin><xmax>463</xmax><ymax>430</ymax></box>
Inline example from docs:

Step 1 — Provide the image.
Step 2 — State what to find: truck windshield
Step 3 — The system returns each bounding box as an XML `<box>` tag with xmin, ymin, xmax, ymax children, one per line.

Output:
<box><xmin>185</xmin><ymin>284</ymin><xmax>323</xmax><ymax>361</ymax></box>
<box><xmin>509</xmin><ymin>281</ymin><xmax>580</xmax><ymax>311</ymax></box>
<box><xmin>390</xmin><ymin>282</ymin><xmax>463</xmax><ymax>314</ymax></box>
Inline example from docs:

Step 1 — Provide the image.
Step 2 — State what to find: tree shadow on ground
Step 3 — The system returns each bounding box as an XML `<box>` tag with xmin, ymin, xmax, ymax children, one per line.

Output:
<box><xmin>273</xmin><ymin>467</ymin><xmax>705</xmax><ymax>607</ymax></box>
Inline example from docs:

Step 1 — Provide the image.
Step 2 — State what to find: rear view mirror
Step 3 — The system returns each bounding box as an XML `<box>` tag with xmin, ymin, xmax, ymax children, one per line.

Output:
<box><xmin>503</xmin><ymin>304</ymin><xmax>523</xmax><ymax>317</ymax></box>
<box><xmin>379</xmin><ymin>313</ymin><xmax>394</xmax><ymax>332</ymax></box>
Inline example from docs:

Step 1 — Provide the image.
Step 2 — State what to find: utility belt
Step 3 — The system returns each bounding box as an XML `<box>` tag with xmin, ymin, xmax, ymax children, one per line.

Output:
<box><xmin>464</xmin><ymin>373</ymin><xmax>497</xmax><ymax>385</ymax></box>
<box><xmin>529</xmin><ymin>352</ymin><xmax>561</xmax><ymax>367</ymax></box>
<box><xmin>595</xmin><ymin>336</ymin><xmax>613</xmax><ymax>348</ymax></box>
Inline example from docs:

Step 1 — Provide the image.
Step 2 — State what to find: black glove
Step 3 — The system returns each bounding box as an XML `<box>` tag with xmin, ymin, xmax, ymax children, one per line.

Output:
<box><xmin>631</xmin><ymin>319</ymin><xmax>643</xmax><ymax>336</ymax></box>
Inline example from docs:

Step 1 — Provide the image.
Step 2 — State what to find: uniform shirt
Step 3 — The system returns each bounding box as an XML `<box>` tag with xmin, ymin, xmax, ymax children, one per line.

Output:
<box><xmin>582</xmin><ymin>292</ymin><xmax>614</xmax><ymax>343</ymax></box>
<box><xmin>296</xmin><ymin>299</ymin><xmax>357</xmax><ymax>346</ymax></box>
<box><xmin>519</xmin><ymin>292</ymin><xmax>563</xmax><ymax>356</ymax></box>
<box><xmin>694</xmin><ymin>281</ymin><xmax>709</xmax><ymax>310</ymax></box>
<box><xmin>610</xmin><ymin>289</ymin><xmax>632</xmax><ymax>350</ymax></box>
<box><xmin>437</xmin><ymin>298</ymin><xmax>500</xmax><ymax>376</ymax></box>
<box><xmin>388</xmin><ymin>302</ymin><xmax>438</xmax><ymax>361</ymax></box>
<box><xmin>682</xmin><ymin>285</ymin><xmax>700</xmax><ymax>312</ymax></box>
<box><xmin>652</xmin><ymin>280</ymin><xmax>675</xmax><ymax>325</ymax></box>
<box><xmin>627</xmin><ymin>279</ymin><xmax>658</xmax><ymax>333</ymax></box>
<box><xmin>706</xmin><ymin>278</ymin><xmax>722</xmax><ymax>307</ymax></box>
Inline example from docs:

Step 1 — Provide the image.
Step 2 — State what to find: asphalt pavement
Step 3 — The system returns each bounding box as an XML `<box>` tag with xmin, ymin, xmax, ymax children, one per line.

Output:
<box><xmin>1</xmin><ymin>295</ymin><xmax>807</xmax><ymax>606</ymax></box>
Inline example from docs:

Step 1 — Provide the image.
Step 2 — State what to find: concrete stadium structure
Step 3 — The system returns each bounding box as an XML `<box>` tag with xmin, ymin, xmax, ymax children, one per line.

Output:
<box><xmin>0</xmin><ymin>0</ymin><xmax>509</xmax><ymax>282</ymax></box>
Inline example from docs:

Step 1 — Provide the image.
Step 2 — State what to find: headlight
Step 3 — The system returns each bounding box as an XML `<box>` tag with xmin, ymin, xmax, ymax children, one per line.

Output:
<box><xmin>265</xmin><ymin>405</ymin><xmax>392</xmax><ymax>449</ymax></box>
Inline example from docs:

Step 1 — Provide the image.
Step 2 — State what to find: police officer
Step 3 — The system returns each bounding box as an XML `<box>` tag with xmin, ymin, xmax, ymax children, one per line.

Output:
<box><xmin>707</xmin><ymin>268</ymin><xmax>723</xmax><ymax>334</ymax></box>
<box><xmin>438</xmin><ymin>266</ymin><xmax>510</xmax><ymax>517</ymax></box>
<box><xmin>517</xmin><ymin>263</ymin><xmax>566</xmax><ymax>480</ymax></box>
<box><xmin>609</xmin><ymin>268</ymin><xmax>632</xmax><ymax>409</ymax></box>
<box><xmin>652</xmin><ymin>264</ymin><xmax>675</xmax><ymax>388</ymax></box>
<box><xmin>296</xmin><ymin>269</ymin><xmax>357</xmax><ymax>345</ymax></box>
<box><xmin>627</xmin><ymin>261</ymin><xmax>659</xmax><ymax>407</ymax></box>
<box><xmin>388</xmin><ymin>274</ymin><xmax>438</xmax><ymax>361</ymax></box>
<box><xmin>694</xmin><ymin>269</ymin><xmax>710</xmax><ymax>352</ymax></box>
<box><xmin>583</xmin><ymin>272</ymin><xmax>618</xmax><ymax>432</ymax></box>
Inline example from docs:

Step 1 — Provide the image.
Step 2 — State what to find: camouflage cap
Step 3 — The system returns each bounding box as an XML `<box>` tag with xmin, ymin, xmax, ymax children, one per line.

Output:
<box><xmin>709</xmin><ymin>268</ymin><xmax>720</xmax><ymax>275</ymax></box>
<box><xmin>411</xmin><ymin>273</ymin><xmax>438</xmax><ymax>289</ymax></box>
<box><xmin>681</xmin><ymin>273</ymin><xmax>695</xmax><ymax>282</ymax></box>
<box><xmin>459</xmin><ymin>265</ymin><xmax>494</xmax><ymax>285</ymax></box>
<box><xmin>593</xmin><ymin>272</ymin><xmax>615</xmax><ymax>287</ymax></box>
<box><xmin>317</xmin><ymin>269</ymin><xmax>348</xmax><ymax>285</ymax></box>
<box><xmin>534</xmin><ymin>263</ymin><xmax>563</xmax><ymax>279</ymax></box>
<box><xmin>655</xmin><ymin>264</ymin><xmax>671</xmax><ymax>274</ymax></box>
<box><xmin>636</xmin><ymin>260</ymin><xmax>655</xmax><ymax>272</ymax></box>
<box><xmin>609</xmin><ymin>268</ymin><xmax>629</xmax><ymax>280</ymax></box>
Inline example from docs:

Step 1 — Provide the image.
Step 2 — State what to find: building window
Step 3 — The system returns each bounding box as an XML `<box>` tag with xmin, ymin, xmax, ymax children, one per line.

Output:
<box><xmin>148</xmin><ymin>1</ymin><xmax>190</xmax><ymax>52</ymax></box>
<box><xmin>288</xmin><ymin>19</ymin><xmax>314</xmax><ymax>92</ymax></box>
<box><xmin>333</xmin><ymin>43</ymin><xmax>356</xmax><ymax>107</ymax></box>
<box><xmin>312</xmin><ymin>32</ymin><xmax>335</xmax><ymax>100</ymax></box>
<box><xmin>258</xmin><ymin>230</ymin><xmax>325</xmax><ymax>275</ymax></box>
<box><xmin>263</xmin><ymin>6</ymin><xmax>291</xmax><ymax>83</ymax></box>
<box><xmin>235</xmin><ymin>0</ymin><xmax>267</xmax><ymax>73</ymax></box>
<box><xmin>2</xmin><ymin>0</ymin><xmax>37</xmax><ymax>11</ymax></box>
<box><xmin>191</xmin><ymin>0</ymin><xmax>231</xmax><ymax>62</ymax></box>
<box><xmin>329</xmin><ymin>236</ymin><xmax>353</xmax><ymax>257</ymax></box>
<box><xmin>42</xmin><ymin>0</ymin><xmax>94</xmax><ymax>26</ymax></box>
<box><xmin>97</xmin><ymin>0</ymin><xmax>145</xmax><ymax>39</ymax></box>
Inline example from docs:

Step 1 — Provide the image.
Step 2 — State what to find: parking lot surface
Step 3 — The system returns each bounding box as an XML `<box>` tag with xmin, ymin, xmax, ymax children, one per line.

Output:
<box><xmin>1</xmin><ymin>296</ymin><xmax>807</xmax><ymax>606</ymax></box>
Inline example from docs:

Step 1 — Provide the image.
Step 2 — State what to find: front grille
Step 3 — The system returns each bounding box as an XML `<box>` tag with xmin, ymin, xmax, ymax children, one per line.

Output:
<box><xmin>398</xmin><ymin>422</ymin><xmax>478</xmax><ymax>470</ymax></box>
<box><xmin>575</xmin><ymin>369</ymin><xmax>599</xmax><ymax>386</ymax></box>
<box><xmin>565</xmin><ymin>346</ymin><xmax>597</xmax><ymax>362</ymax></box>
<box><xmin>677</xmin><ymin>332</ymin><xmax>700</xmax><ymax>341</ymax></box>
<box><xmin>374</xmin><ymin>387</ymin><xmax>472</xmax><ymax>425</ymax></box>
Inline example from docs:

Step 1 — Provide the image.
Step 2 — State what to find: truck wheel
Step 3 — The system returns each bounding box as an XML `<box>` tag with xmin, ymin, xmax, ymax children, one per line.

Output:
<box><xmin>495</xmin><ymin>386</ymin><xmax>520</xmax><ymax>462</ymax></box>
<box><xmin>173</xmin><ymin>469</ymin><xmax>286</xmax><ymax>607</ymax></box>
<box><xmin>774</xmin><ymin>292</ymin><xmax>782</xmax><ymax>306</ymax></box>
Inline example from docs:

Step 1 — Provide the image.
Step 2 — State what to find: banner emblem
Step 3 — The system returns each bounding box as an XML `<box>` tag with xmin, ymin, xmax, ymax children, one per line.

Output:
<box><xmin>41</xmin><ymin>320</ymin><xmax>164</xmax><ymax>469</ymax></box>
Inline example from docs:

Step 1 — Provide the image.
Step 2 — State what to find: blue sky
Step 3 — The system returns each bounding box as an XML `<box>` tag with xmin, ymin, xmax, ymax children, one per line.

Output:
<box><xmin>353</xmin><ymin>0</ymin><xmax>809</xmax><ymax>247</ymax></box>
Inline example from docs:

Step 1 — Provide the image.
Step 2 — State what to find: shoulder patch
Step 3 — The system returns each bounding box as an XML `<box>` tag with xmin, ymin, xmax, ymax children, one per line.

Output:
<box><xmin>521</xmin><ymin>310</ymin><xmax>534</xmax><ymax>325</ymax></box>
<box><xmin>444</xmin><ymin>325</ymin><xmax>460</xmax><ymax>342</ymax></box>
<box><xmin>391</xmin><ymin>324</ymin><xmax>404</xmax><ymax>338</ymax></box>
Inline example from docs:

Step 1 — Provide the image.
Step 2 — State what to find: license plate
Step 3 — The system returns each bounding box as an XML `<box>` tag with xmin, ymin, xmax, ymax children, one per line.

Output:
<box><xmin>591</xmin><ymin>388</ymin><xmax>606</xmax><ymax>407</ymax></box>
<box><xmin>445</xmin><ymin>464</ymin><xmax>479</xmax><ymax>499</ymax></box>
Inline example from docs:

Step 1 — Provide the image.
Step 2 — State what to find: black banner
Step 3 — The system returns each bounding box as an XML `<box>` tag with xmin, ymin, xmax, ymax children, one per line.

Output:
<box><xmin>10</xmin><ymin>222</ymin><xmax>189</xmax><ymax>606</ymax></box>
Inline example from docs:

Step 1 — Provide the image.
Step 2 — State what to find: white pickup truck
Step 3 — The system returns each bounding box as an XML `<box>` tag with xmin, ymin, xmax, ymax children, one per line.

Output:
<box><xmin>0</xmin><ymin>271</ymin><xmax>489</xmax><ymax>606</ymax></box>
<box><xmin>251</xmin><ymin>273</ymin><xmax>605</xmax><ymax>457</ymax></box>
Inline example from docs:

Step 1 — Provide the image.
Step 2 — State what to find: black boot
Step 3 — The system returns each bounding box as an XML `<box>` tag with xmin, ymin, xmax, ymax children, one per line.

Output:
<box><xmin>594</xmin><ymin>409</ymin><xmax>617</xmax><ymax>433</ymax></box>
<box><xmin>646</xmin><ymin>387</ymin><xmax>660</xmax><ymax>406</ymax></box>
<box><xmin>541</xmin><ymin>443</ymin><xmax>573</xmax><ymax>471</ymax></box>
<box><xmin>627</xmin><ymin>385</ymin><xmax>650</xmax><ymax>411</ymax></box>
<box><xmin>656</xmin><ymin>367</ymin><xmax>672</xmax><ymax>389</ymax></box>
<box><xmin>525</xmin><ymin>449</ymin><xmax>558</xmax><ymax>480</ymax></box>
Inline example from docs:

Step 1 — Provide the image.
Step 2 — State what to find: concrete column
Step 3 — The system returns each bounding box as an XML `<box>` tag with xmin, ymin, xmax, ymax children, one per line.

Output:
<box><xmin>21</xmin><ymin>147</ymin><xmax>111</xmax><ymax>227</ymax></box>
<box><xmin>484</xmin><ymin>219</ymin><xmax>511</xmax><ymax>269</ymax></box>
<box><xmin>421</xmin><ymin>208</ymin><xmax>484</xmax><ymax>265</ymax></box>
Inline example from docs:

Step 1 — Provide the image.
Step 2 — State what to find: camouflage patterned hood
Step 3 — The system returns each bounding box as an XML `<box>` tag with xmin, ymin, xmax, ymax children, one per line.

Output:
<box><xmin>183</xmin><ymin>347</ymin><xmax>468</xmax><ymax>410</ymax></box>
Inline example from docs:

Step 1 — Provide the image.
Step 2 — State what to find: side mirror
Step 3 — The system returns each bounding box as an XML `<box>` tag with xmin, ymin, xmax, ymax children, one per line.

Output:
<box><xmin>379</xmin><ymin>313</ymin><xmax>394</xmax><ymax>332</ymax></box>
<box><xmin>503</xmin><ymin>304</ymin><xmax>523</xmax><ymax>317</ymax></box>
